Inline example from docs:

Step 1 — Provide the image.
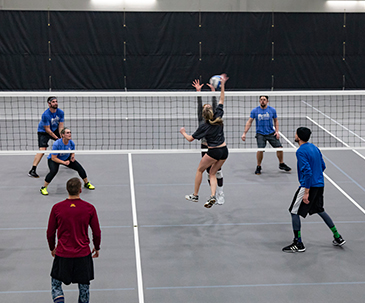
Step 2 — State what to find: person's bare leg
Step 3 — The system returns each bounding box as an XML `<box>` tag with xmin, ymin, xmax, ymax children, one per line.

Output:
<box><xmin>257</xmin><ymin>151</ymin><xmax>263</xmax><ymax>166</ymax></box>
<box><xmin>194</xmin><ymin>155</ymin><xmax>216</xmax><ymax>195</ymax></box>
<box><xmin>276</xmin><ymin>150</ymin><xmax>284</xmax><ymax>164</ymax></box>
<box><xmin>32</xmin><ymin>148</ymin><xmax>46</xmax><ymax>167</ymax></box>
<box><xmin>209</xmin><ymin>160</ymin><xmax>226</xmax><ymax>197</ymax></box>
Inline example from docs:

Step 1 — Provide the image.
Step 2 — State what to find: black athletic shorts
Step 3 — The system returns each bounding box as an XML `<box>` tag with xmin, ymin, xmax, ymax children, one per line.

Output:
<box><xmin>38</xmin><ymin>129</ymin><xmax>60</xmax><ymax>148</ymax></box>
<box><xmin>51</xmin><ymin>254</ymin><xmax>94</xmax><ymax>285</ymax></box>
<box><xmin>207</xmin><ymin>146</ymin><xmax>229</xmax><ymax>161</ymax></box>
<box><xmin>289</xmin><ymin>187</ymin><xmax>325</xmax><ymax>218</ymax></box>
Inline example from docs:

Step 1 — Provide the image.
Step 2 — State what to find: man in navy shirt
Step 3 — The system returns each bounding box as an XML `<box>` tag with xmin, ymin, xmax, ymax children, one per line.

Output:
<box><xmin>28</xmin><ymin>96</ymin><xmax>65</xmax><ymax>178</ymax></box>
<box><xmin>241</xmin><ymin>96</ymin><xmax>291</xmax><ymax>175</ymax></box>
<box><xmin>282</xmin><ymin>127</ymin><xmax>345</xmax><ymax>253</ymax></box>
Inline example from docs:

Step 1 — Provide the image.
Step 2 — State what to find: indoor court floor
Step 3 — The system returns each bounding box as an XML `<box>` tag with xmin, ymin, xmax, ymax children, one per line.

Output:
<box><xmin>1</xmin><ymin>145</ymin><xmax>365</xmax><ymax>303</ymax></box>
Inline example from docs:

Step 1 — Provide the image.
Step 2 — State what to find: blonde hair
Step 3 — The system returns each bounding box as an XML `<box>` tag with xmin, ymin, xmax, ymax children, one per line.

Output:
<box><xmin>202</xmin><ymin>106</ymin><xmax>223</xmax><ymax>126</ymax></box>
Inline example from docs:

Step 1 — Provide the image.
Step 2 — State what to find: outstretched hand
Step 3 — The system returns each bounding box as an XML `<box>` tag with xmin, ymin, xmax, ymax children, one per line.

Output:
<box><xmin>220</xmin><ymin>73</ymin><xmax>229</xmax><ymax>84</ymax></box>
<box><xmin>180</xmin><ymin>127</ymin><xmax>186</xmax><ymax>135</ymax></box>
<box><xmin>192</xmin><ymin>79</ymin><xmax>204</xmax><ymax>91</ymax></box>
<box><xmin>206</xmin><ymin>82</ymin><xmax>215</xmax><ymax>91</ymax></box>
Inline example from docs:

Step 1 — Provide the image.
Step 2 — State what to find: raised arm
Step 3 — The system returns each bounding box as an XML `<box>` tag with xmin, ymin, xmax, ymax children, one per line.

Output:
<box><xmin>218</xmin><ymin>74</ymin><xmax>229</xmax><ymax>105</ymax></box>
<box><xmin>205</xmin><ymin>82</ymin><xmax>217</xmax><ymax>109</ymax></box>
<box><xmin>193</xmin><ymin>79</ymin><xmax>204</xmax><ymax>124</ymax></box>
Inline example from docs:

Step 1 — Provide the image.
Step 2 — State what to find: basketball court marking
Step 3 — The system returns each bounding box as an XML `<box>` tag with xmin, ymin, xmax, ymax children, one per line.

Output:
<box><xmin>302</xmin><ymin>100</ymin><xmax>365</xmax><ymax>143</ymax></box>
<box><xmin>306</xmin><ymin>116</ymin><xmax>365</xmax><ymax>161</ymax></box>
<box><xmin>0</xmin><ymin>288</ymin><xmax>135</xmax><ymax>295</ymax></box>
<box><xmin>128</xmin><ymin>153</ymin><xmax>145</xmax><ymax>303</ymax></box>
<box><xmin>146</xmin><ymin>280</ymin><xmax>365</xmax><ymax>290</ymax></box>
<box><xmin>303</xmin><ymin>100</ymin><xmax>365</xmax><ymax>161</ymax></box>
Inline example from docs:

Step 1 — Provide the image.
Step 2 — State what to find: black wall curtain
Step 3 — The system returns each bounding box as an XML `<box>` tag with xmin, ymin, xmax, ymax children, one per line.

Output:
<box><xmin>0</xmin><ymin>11</ymin><xmax>364</xmax><ymax>90</ymax></box>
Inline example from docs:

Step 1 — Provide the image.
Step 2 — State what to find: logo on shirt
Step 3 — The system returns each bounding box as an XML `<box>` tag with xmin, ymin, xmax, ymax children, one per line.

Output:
<box><xmin>51</xmin><ymin>116</ymin><xmax>60</xmax><ymax>126</ymax></box>
<box><xmin>258</xmin><ymin>112</ymin><xmax>270</xmax><ymax>121</ymax></box>
<box><xmin>70</xmin><ymin>204</ymin><xmax>76</xmax><ymax>207</ymax></box>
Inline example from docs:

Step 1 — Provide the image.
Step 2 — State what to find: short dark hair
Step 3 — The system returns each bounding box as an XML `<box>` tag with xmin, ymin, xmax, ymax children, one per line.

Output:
<box><xmin>66</xmin><ymin>177</ymin><xmax>81</xmax><ymax>196</ymax></box>
<box><xmin>296</xmin><ymin>127</ymin><xmax>312</xmax><ymax>142</ymax></box>
<box><xmin>47</xmin><ymin>96</ymin><xmax>57</xmax><ymax>103</ymax></box>
<box><xmin>260</xmin><ymin>95</ymin><xmax>269</xmax><ymax>100</ymax></box>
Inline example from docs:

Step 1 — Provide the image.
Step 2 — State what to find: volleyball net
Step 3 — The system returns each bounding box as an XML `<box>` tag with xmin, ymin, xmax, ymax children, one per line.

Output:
<box><xmin>1</xmin><ymin>91</ymin><xmax>365</xmax><ymax>154</ymax></box>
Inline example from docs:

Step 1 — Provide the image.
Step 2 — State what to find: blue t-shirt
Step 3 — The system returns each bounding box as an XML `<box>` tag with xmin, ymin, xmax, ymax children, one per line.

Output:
<box><xmin>250</xmin><ymin>106</ymin><xmax>277</xmax><ymax>135</ymax></box>
<box><xmin>296</xmin><ymin>142</ymin><xmax>326</xmax><ymax>188</ymax></box>
<box><xmin>37</xmin><ymin>108</ymin><xmax>65</xmax><ymax>133</ymax></box>
<box><xmin>47</xmin><ymin>139</ymin><xmax>75</xmax><ymax>161</ymax></box>
<box><xmin>192</xmin><ymin>104</ymin><xmax>225</xmax><ymax>147</ymax></box>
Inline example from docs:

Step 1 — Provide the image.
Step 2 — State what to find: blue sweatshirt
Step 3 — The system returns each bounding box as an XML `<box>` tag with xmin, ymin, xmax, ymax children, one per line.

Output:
<box><xmin>296</xmin><ymin>142</ymin><xmax>326</xmax><ymax>188</ymax></box>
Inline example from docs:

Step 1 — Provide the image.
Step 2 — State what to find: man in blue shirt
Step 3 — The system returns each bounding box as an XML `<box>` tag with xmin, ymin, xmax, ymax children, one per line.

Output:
<box><xmin>241</xmin><ymin>96</ymin><xmax>291</xmax><ymax>175</ymax></box>
<box><xmin>28</xmin><ymin>97</ymin><xmax>65</xmax><ymax>178</ymax></box>
<box><xmin>282</xmin><ymin>127</ymin><xmax>345</xmax><ymax>253</ymax></box>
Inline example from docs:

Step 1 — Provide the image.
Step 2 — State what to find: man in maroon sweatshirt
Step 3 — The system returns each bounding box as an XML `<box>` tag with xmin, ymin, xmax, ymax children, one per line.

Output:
<box><xmin>47</xmin><ymin>177</ymin><xmax>101</xmax><ymax>303</ymax></box>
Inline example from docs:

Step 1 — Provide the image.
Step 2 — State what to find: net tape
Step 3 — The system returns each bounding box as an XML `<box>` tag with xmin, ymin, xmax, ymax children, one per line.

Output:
<box><xmin>1</xmin><ymin>91</ymin><xmax>365</xmax><ymax>153</ymax></box>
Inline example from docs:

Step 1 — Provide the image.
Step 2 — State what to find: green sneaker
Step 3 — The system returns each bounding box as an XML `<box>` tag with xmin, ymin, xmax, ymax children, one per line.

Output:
<box><xmin>84</xmin><ymin>182</ymin><xmax>95</xmax><ymax>190</ymax></box>
<box><xmin>40</xmin><ymin>186</ymin><xmax>48</xmax><ymax>195</ymax></box>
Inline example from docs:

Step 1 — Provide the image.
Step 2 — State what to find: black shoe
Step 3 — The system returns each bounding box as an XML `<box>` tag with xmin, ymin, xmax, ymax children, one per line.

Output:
<box><xmin>279</xmin><ymin>163</ymin><xmax>291</xmax><ymax>171</ymax></box>
<box><xmin>255</xmin><ymin>166</ymin><xmax>262</xmax><ymax>175</ymax></box>
<box><xmin>332</xmin><ymin>235</ymin><xmax>346</xmax><ymax>246</ymax></box>
<box><xmin>28</xmin><ymin>169</ymin><xmax>39</xmax><ymax>178</ymax></box>
<box><xmin>282</xmin><ymin>240</ymin><xmax>306</xmax><ymax>253</ymax></box>
<box><xmin>204</xmin><ymin>196</ymin><xmax>216</xmax><ymax>208</ymax></box>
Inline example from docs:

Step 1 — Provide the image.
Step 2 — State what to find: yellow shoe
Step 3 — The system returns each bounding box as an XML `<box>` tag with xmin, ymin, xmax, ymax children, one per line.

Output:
<box><xmin>84</xmin><ymin>182</ymin><xmax>95</xmax><ymax>190</ymax></box>
<box><xmin>40</xmin><ymin>186</ymin><xmax>48</xmax><ymax>195</ymax></box>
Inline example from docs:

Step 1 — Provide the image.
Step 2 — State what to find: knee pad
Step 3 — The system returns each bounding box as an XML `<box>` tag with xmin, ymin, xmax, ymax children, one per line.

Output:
<box><xmin>216</xmin><ymin>170</ymin><xmax>223</xmax><ymax>179</ymax></box>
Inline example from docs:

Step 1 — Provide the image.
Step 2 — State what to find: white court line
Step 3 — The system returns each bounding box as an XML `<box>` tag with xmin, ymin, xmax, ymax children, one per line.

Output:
<box><xmin>282</xmin><ymin>128</ymin><xmax>365</xmax><ymax>215</ymax></box>
<box><xmin>306</xmin><ymin>116</ymin><xmax>365</xmax><ymax>161</ymax></box>
<box><xmin>128</xmin><ymin>153</ymin><xmax>145</xmax><ymax>303</ymax></box>
<box><xmin>278</xmin><ymin>131</ymin><xmax>292</xmax><ymax>146</ymax></box>
<box><xmin>0</xmin><ymin>288</ymin><xmax>134</xmax><ymax>295</ymax></box>
<box><xmin>302</xmin><ymin>100</ymin><xmax>365</xmax><ymax>143</ymax></box>
<box><xmin>302</xmin><ymin>100</ymin><xmax>365</xmax><ymax>161</ymax></box>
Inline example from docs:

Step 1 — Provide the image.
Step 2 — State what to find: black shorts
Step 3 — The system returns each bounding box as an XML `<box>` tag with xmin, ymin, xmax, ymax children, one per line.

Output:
<box><xmin>289</xmin><ymin>187</ymin><xmax>325</xmax><ymax>218</ymax></box>
<box><xmin>38</xmin><ymin>130</ymin><xmax>60</xmax><ymax>148</ymax></box>
<box><xmin>207</xmin><ymin>146</ymin><xmax>229</xmax><ymax>161</ymax></box>
<box><xmin>51</xmin><ymin>254</ymin><xmax>94</xmax><ymax>285</ymax></box>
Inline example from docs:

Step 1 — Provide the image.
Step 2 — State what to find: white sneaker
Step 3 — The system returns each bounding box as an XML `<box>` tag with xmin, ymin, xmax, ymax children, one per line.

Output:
<box><xmin>216</xmin><ymin>192</ymin><xmax>225</xmax><ymax>205</ymax></box>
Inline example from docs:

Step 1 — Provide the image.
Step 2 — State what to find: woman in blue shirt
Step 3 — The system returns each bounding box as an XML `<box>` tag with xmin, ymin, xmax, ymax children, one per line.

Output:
<box><xmin>180</xmin><ymin>74</ymin><xmax>229</xmax><ymax>208</ymax></box>
<box><xmin>40</xmin><ymin>128</ymin><xmax>95</xmax><ymax>195</ymax></box>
